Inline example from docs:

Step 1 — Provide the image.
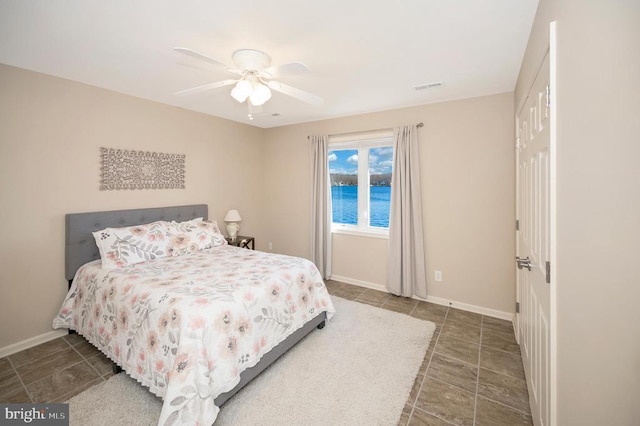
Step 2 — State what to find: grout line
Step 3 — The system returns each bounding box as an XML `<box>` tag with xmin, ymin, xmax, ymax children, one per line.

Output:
<box><xmin>430</xmin><ymin>350</ymin><xmax>479</xmax><ymax>369</ymax></box>
<box><xmin>9</xmin><ymin>337</ymin><xmax>73</xmax><ymax>370</ymax></box>
<box><xmin>419</xmin><ymin>367</ymin><xmax>479</xmax><ymax>398</ymax></box>
<box><xmin>54</xmin><ymin>377</ymin><xmax>104</xmax><ymax>403</ymax></box>
<box><xmin>10</xmin><ymin>340</ymin><xmax>75</xmax><ymax>402</ymax></box>
<box><xmin>6</xmin><ymin>355</ymin><xmax>33</xmax><ymax>403</ymax></box>
<box><xmin>441</xmin><ymin>318</ymin><xmax>482</xmax><ymax>330</ymax></box>
<box><xmin>407</xmin><ymin>300</ymin><xmax>419</xmax><ymax>317</ymax></box>
<box><xmin>69</xmin><ymin>344</ymin><xmax>107</xmax><ymax>380</ymax></box>
<box><xmin>483</xmin><ymin>327</ymin><xmax>518</xmax><ymax>337</ymax></box>
<box><xmin>419</xmin><ymin>376</ymin><xmax>478</xmax><ymax>420</ymax></box>
<box><xmin>412</xmin><ymin>406</ymin><xmax>458</xmax><ymax>425</ymax></box>
<box><xmin>475</xmin><ymin>394</ymin><xmax>533</xmax><ymax>417</ymax></box>
<box><xmin>406</xmin><ymin>305</ymin><xmax>448</xmax><ymax>423</ymax></box>
<box><xmin>480</xmin><ymin>343</ymin><xmax>521</xmax><ymax>356</ymax></box>
<box><xmin>22</xmin><ymin>359</ymin><xmax>87</xmax><ymax>403</ymax></box>
<box><xmin>472</xmin><ymin>315</ymin><xmax>484</xmax><ymax>425</ymax></box>
<box><xmin>405</xmin><ymin>374</ymin><xmax>423</xmax><ymax>423</ymax></box>
<box><xmin>479</xmin><ymin>364</ymin><xmax>526</xmax><ymax>381</ymax></box>
<box><xmin>475</xmin><ymin>321</ymin><xmax>533</xmax><ymax>417</ymax></box>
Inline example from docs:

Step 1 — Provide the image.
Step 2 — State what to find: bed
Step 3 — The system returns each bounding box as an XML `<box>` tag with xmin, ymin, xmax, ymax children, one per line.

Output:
<box><xmin>52</xmin><ymin>204</ymin><xmax>336</xmax><ymax>425</ymax></box>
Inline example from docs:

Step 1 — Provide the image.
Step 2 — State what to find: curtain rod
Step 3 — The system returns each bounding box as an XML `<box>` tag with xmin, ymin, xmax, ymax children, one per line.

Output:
<box><xmin>307</xmin><ymin>122</ymin><xmax>423</xmax><ymax>140</ymax></box>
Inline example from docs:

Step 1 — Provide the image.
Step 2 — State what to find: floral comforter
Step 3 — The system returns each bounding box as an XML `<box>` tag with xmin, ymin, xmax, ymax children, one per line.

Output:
<box><xmin>53</xmin><ymin>246</ymin><xmax>336</xmax><ymax>425</ymax></box>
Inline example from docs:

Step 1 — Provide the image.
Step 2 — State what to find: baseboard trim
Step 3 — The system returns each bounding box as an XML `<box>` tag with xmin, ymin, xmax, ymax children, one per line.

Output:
<box><xmin>0</xmin><ymin>329</ymin><xmax>67</xmax><ymax>358</ymax></box>
<box><xmin>419</xmin><ymin>295</ymin><xmax>513</xmax><ymax>321</ymax></box>
<box><xmin>329</xmin><ymin>274</ymin><xmax>514</xmax><ymax>321</ymax></box>
<box><xmin>330</xmin><ymin>275</ymin><xmax>387</xmax><ymax>292</ymax></box>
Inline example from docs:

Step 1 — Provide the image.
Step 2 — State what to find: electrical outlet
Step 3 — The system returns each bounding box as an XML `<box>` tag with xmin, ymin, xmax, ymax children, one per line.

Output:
<box><xmin>435</xmin><ymin>270</ymin><xmax>443</xmax><ymax>282</ymax></box>
<box><xmin>268</xmin><ymin>242</ymin><xmax>273</xmax><ymax>250</ymax></box>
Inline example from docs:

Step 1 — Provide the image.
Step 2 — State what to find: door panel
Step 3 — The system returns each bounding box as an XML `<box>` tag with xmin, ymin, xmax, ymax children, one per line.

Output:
<box><xmin>516</xmin><ymin>51</ymin><xmax>551</xmax><ymax>426</ymax></box>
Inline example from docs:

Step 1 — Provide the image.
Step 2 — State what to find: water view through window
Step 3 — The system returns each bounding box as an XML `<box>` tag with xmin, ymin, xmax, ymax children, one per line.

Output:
<box><xmin>331</xmin><ymin>186</ymin><xmax>391</xmax><ymax>227</ymax></box>
<box><xmin>329</xmin><ymin>146</ymin><xmax>393</xmax><ymax>228</ymax></box>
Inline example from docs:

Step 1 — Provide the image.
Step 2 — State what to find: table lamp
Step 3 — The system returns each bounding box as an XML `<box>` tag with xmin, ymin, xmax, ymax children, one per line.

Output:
<box><xmin>224</xmin><ymin>209</ymin><xmax>242</xmax><ymax>241</ymax></box>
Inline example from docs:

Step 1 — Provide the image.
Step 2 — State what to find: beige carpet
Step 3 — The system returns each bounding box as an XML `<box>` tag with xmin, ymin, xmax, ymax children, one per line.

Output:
<box><xmin>68</xmin><ymin>297</ymin><xmax>435</xmax><ymax>425</ymax></box>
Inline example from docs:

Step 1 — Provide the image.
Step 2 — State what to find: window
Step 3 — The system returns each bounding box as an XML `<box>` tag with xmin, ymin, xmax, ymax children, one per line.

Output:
<box><xmin>328</xmin><ymin>135</ymin><xmax>394</xmax><ymax>236</ymax></box>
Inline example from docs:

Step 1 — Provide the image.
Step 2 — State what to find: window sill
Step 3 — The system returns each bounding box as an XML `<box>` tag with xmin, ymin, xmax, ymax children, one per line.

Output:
<box><xmin>331</xmin><ymin>226</ymin><xmax>389</xmax><ymax>240</ymax></box>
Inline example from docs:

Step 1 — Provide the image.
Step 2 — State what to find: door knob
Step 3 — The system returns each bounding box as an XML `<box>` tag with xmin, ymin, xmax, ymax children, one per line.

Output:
<box><xmin>516</xmin><ymin>256</ymin><xmax>533</xmax><ymax>271</ymax></box>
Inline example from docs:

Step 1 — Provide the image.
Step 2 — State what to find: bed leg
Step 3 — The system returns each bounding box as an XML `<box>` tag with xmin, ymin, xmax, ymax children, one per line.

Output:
<box><xmin>317</xmin><ymin>321</ymin><xmax>326</xmax><ymax>329</ymax></box>
<box><xmin>112</xmin><ymin>363</ymin><xmax>122</xmax><ymax>374</ymax></box>
<box><xmin>67</xmin><ymin>280</ymin><xmax>76</xmax><ymax>335</ymax></box>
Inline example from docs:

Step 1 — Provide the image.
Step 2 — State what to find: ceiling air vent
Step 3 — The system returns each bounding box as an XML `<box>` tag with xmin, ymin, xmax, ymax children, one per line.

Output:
<box><xmin>413</xmin><ymin>81</ymin><xmax>444</xmax><ymax>91</ymax></box>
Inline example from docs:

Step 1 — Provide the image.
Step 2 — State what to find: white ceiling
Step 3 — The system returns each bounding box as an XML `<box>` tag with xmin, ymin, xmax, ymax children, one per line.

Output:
<box><xmin>0</xmin><ymin>0</ymin><xmax>538</xmax><ymax>128</ymax></box>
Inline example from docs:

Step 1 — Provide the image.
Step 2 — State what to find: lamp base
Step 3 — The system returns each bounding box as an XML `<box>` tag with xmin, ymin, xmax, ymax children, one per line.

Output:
<box><xmin>227</xmin><ymin>222</ymin><xmax>240</xmax><ymax>241</ymax></box>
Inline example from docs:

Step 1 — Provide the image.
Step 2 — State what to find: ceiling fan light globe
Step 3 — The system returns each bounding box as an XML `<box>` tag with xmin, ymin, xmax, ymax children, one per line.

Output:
<box><xmin>230</xmin><ymin>80</ymin><xmax>252</xmax><ymax>103</ymax></box>
<box><xmin>249</xmin><ymin>83</ymin><xmax>272</xmax><ymax>106</ymax></box>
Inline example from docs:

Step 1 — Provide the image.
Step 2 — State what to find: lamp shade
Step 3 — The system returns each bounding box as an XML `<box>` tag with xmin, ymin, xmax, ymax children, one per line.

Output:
<box><xmin>224</xmin><ymin>209</ymin><xmax>242</xmax><ymax>222</ymax></box>
<box><xmin>249</xmin><ymin>83</ymin><xmax>272</xmax><ymax>106</ymax></box>
<box><xmin>230</xmin><ymin>80</ymin><xmax>252</xmax><ymax>103</ymax></box>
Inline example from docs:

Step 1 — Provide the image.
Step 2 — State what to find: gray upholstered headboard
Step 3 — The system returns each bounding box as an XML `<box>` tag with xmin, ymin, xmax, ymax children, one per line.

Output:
<box><xmin>65</xmin><ymin>204</ymin><xmax>208</xmax><ymax>281</ymax></box>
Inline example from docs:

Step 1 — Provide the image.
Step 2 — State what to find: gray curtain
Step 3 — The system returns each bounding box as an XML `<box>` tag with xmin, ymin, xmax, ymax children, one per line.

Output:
<box><xmin>387</xmin><ymin>125</ymin><xmax>427</xmax><ymax>298</ymax></box>
<box><xmin>309</xmin><ymin>135</ymin><xmax>332</xmax><ymax>278</ymax></box>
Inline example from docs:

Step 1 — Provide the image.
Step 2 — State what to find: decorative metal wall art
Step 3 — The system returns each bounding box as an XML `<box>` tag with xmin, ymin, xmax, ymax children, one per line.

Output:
<box><xmin>100</xmin><ymin>147</ymin><xmax>185</xmax><ymax>190</ymax></box>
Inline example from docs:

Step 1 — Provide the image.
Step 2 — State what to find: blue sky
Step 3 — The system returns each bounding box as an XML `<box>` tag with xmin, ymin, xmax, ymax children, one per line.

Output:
<box><xmin>328</xmin><ymin>147</ymin><xmax>393</xmax><ymax>175</ymax></box>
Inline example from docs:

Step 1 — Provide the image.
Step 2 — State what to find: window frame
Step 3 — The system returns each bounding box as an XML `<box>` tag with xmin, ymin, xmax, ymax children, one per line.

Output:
<box><xmin>328</xmin><ymin>132</ymin><xmax>394</xmax><ymax>238</ymax></box>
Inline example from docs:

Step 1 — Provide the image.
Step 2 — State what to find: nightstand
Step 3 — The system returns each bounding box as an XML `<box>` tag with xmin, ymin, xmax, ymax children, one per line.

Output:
<box><xmin>225</xmin><ymin>235</ymin><xmax>255</xmax><ymax>250</ymax></box>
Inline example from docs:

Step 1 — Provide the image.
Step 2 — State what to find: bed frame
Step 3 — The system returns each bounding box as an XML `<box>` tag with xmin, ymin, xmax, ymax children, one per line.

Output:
<box><xmin>65</xmin><ymin>204</ymin><xmax>326</xmax><ymax>406</ymax></box>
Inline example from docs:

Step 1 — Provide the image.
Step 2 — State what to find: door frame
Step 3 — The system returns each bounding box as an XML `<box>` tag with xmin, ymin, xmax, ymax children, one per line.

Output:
<box><xmin>548</xmin><ymin>21</ymin><xmax>557</xmax><ymax>426</ymax></box>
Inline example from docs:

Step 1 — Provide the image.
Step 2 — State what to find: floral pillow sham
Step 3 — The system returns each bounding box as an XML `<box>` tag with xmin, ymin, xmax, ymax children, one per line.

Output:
<box><xmin>92</xmin><ymin>221</ymin><xmax>170</xmax><ymax>269</ymax></box>
<box><xmin>166</xmin><ymin>219</ymin><xmax>227</xmax><ymax>256</ymax></box>
<box><xmin>92</xmin><ymin>217</ymin><xmax>227</xmax><ymax>269</ymax></box>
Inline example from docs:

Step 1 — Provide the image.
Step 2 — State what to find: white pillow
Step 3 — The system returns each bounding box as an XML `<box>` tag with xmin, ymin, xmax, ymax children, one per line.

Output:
<box><xmin>92</xmin><ymin>221</ymin><xmax>170</xmax><ymax>269</ymax></box>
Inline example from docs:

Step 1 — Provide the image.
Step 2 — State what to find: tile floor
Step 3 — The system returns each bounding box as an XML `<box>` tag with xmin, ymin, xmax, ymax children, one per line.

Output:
<box><xmin>327</xmin><ymin>281</ymin><xmax>532</xmax><ymax>426</ymax></box>
<box><xmin>1</xmin><ymin>281</ymin><xmax>532</xmax><ymax>425</ymax></box>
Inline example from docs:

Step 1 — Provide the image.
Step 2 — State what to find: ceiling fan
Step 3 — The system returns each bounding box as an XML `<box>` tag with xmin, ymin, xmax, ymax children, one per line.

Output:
<box><xmin>173</xmin><ymin>47</ymin><xmax>323</xmax><ymax>118</ymax></box>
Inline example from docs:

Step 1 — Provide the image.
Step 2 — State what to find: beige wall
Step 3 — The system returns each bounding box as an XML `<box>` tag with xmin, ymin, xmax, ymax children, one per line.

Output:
<box><xmin>0</xmin><ymin>65</ymin><xmax>516</xmax><ymax>349</ymax></box>
<box><xmin>0</xmin><ymin>64</ymin><xmax>264</xmax><ymax>348</ymax></box>
<box><xmin>331</xmin><ymin>234</ymin><xmax>388</xmax><ymax>285</ymax></box>
<box><xmin>516</xmin><ymin>1</ymin><xmax>640</xmax><ymax>424</ymax></box>
<box><xmin>263</xmin><ymin>93</ymin><xmax>515</xmax><ymax>314</ymax></box>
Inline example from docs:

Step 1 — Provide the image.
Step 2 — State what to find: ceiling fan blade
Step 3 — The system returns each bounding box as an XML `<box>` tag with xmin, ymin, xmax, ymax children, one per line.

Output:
<box><xmin>173</xmin><ymin>47</ymin><xmax>230</xmax><ymax>68</ymax></box>
<box><xmin>174</xmin><ymin>79</ymin><xmax>237</xmax><ymax>97</ymax></box>
<box><xmin>268</xmin><ymin>81</ymin><xmax>323</xmax><ymax>106</ymax></box>
<box><xmin>264</xmin><ymin>62</ymin><xmax>311</xmax><ymax>77</ymax></box>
